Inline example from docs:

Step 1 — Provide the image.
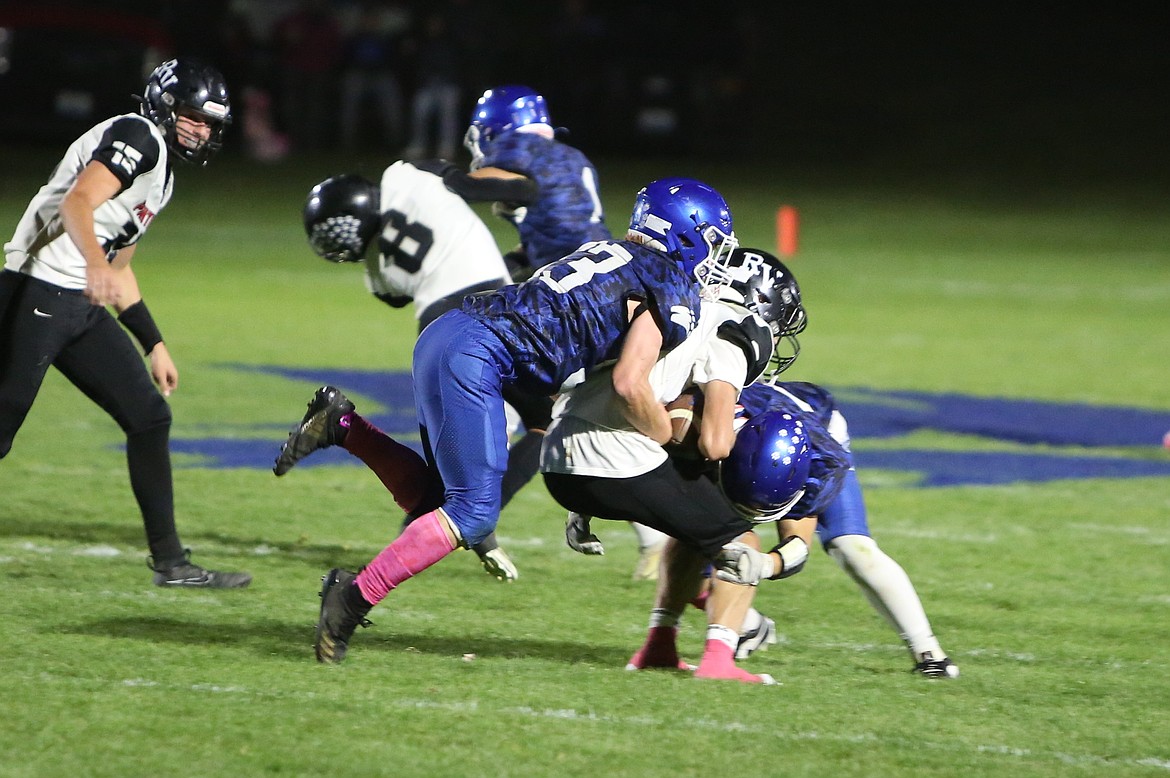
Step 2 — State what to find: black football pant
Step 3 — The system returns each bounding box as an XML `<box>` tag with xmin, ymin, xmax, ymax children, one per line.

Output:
<box><xmin>0</xmin><ymin>270</ymin><xmax>186</xmax><ymax>565</ymax></box>
<box><xmin>543</xmin><ymin>457</ymin><xmax>755</xmax><ymax>559</ymax></box>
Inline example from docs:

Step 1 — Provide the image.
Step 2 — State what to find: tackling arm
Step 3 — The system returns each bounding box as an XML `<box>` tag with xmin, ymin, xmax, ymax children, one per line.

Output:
<box><xmin>413</xmin><ymin>158</ymin><xmax>539</xmax><ymax>204</ymax></box>
<box><xmin>714</xmin><ymin>516</ymin><xmax>818</xmax><ymax>585</ymax></box>
<box><xmin>696</xmin><ymin>379</ymin><xmax>737</xmax><ymax>461</ymax></box>
<box><xmin>612</xmin><ymin>301</ymin><xmax>672</xmax><ymax>445</ymax></box>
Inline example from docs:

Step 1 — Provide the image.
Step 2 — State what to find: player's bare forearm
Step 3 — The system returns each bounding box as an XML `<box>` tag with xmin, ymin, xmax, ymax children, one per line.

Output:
<box><xmin>697</xmin><ymin>380</ymin><xmax>737</xmax><ymax>460</ymax></box>
<box><xmin>618</xmin><ymin>381</ymin><xmax>673</xmax><ymax>444</ymax></box>
<box><xmin>613</xmin><ymin>306</ymin><xmax>670</xmax><ymax>444</ymax></box>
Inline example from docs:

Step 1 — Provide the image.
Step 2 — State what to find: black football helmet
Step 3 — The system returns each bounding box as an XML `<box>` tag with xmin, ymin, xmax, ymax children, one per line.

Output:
<box><xmin>303</xmin><ymin>174</ymin><xmax>381</xmax><ymax>263</ymax></box>
<box><xmin>139</xmin><ymin>57</ymin><xmax>231</xmax><ymax>165</ymax></box>
<box><xmin>719</xmin><ymin>247</ymin><xmax>807</xmax><ymax>379</ymax></box>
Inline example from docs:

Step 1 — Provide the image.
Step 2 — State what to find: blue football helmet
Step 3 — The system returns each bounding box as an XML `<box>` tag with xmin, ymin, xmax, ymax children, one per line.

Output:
<box><xmin>627</xmin><ymin>177</ymin><xmax>738</xmax><ymax>295</ymax></box>
<box><xmin>720</xmin><ymin>410</ymin><xmax>811</xmax><ymax>523</ymax></box>
<box><xmin>463</xmin><ymin>85</ymin><xmax>551</xmax><ymax>168</ymax></box>
<box><xmin>716</xmin><ymin>248</ymin><xmax>807</xmax><ymax>379</ymax></box>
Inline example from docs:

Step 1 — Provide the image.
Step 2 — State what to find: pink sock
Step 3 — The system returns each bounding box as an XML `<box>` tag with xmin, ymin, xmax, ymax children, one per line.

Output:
<box><xmin>343</xmin><ymin>413</ymin><xmax>441</xmax><ymax>513</ymax></box>
<box><xmin>695</xmin><ymin>640</ymin><xmax>775</xmax><ymax>684</ymax></box>
<box><xmin>355</xmin><ymin>510</ymin><xmax>456</xmax><ymax>605</ymax></box>
<box><xmin>626</xmin><ymin>626</ymin><xmax>693</xmax><ymax>671</ymax></box>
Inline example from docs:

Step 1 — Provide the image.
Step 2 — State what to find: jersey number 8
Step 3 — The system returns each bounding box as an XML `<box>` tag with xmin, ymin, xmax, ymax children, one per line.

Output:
<box><xmin>377</xmin><ymin>209</ymin><xmax>434</xmax><ymax>274</ymax></box>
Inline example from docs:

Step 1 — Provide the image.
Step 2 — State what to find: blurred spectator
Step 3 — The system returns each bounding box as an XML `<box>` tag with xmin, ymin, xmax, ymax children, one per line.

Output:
<box><xmin>215</xmin><ymin>10</ymin><xmax>289</xmax><ymax>161</ymax></box>
<box><xmin>402</xmin><ymin>11</ymin><xmax>462</xmax><ymax>161</ymax></box>
<box><xmin>338</xmin><ymin>1</ymin><xmax>411</xmax><ymax>150</ymax></box>
<box><xmin>444</xmin><ymin>0</ymin><xmax>500</xmax><ymax>98</ymax></box>
<box><xmin>272</xmin><ymin>0</ymin><xmax>342</xmax><ymax>151</ymax></box>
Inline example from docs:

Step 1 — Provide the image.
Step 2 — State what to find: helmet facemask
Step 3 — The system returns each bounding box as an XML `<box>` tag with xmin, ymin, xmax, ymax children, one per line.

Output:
<box><xmin>463</xmin><ymin>124</ymin><xmax>487</xmax><ymax>170</ymax></box>
<box><xmin>307</xmin><ymin>215</ymin><xmax>373</xmax><ymax>263</ymax></box>
<box><xmin>690</xmin><ymin>223</ymin><xmax>739</xmax><ymax>301</ymax></box>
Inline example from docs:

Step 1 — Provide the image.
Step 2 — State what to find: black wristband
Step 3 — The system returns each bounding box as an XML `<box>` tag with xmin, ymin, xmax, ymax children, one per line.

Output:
<box><xmin>118</xmin><ymin>300</ymin><xmax>164</xmax><ymax>355</ymax></box>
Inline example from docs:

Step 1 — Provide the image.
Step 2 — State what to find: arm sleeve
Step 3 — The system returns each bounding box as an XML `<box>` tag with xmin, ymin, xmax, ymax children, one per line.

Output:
<box><xmin>91</xmin><ymin>117</ymin><xmax>161</xmax><ymax>189</ymax></box>
<box><xmin>441</xmin><ymin>167</ymin><xmax>539</xmax><ymax>204</ymax></box>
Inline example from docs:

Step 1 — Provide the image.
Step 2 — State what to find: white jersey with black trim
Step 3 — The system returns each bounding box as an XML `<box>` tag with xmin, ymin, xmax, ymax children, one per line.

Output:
<box><xmin>541</xmin><ymin>300</ymin><xmax>763</xmax><ymax>478</ymax></box>
<box><xmin>365</xmin><ymin>160</ymin><xmax>511</xmax><ymax>318</ymax></box>
<box><xmin>4</xmin><ymin>113</ymin><xmax>173</xmax><ymax>290</ymax></box>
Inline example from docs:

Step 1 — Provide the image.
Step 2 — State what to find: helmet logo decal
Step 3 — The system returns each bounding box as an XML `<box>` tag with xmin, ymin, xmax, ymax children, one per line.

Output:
<box><xmin>644</xmin><ymin>213</ymin><xmax>672</xmax><ymax>235</ymax></box>
<box><xmin>669</xmin><ymin>305</ymin><xmax>695</xmax><ymax>332</ymax></box>
<box><xmin>155</xmin><ymin>59</ymin><xmax>180</xmax><ymax>88</ymax></box>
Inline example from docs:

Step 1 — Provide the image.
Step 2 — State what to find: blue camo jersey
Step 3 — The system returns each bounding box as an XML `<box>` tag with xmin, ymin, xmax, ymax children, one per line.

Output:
<box><xmin>737</xmin><ymin>381</ymin><xmax>852</xmax><ymax>518</ymax></box>
<box><xmin>461</xmin><ymin>240</ymin><xmax>700</xmax><ymax>396</ymax></box>
<box><xmin>481</xmin><ymin>132</ymin><xmax>610</xmax><ymax>267</ymax></box>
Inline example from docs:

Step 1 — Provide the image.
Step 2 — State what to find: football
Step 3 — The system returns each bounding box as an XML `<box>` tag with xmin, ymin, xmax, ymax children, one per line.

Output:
<box><xmin>666</xmin><ymin>386</ymin><xmax>704</xmax><ymax>446</ymax></box>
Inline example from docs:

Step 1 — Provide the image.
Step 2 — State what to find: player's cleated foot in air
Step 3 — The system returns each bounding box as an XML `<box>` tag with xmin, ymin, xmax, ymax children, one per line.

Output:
<box><xmin>149</xmin><ymin>552</ymin><xmax>252</xmax><ymax>589</ymax></box>
<box><xmin>274</xmin><ymin>385</ymin><xmax>355</xmax><ymax>475</ymax></box>
<box><xmin>315</xmin><ymin>568</ymin><xmax>372</xmax><ymax>664</ymax></box>
<box><xmin>913</xmin><ymin>652</ymin><xmax>960</xmax><ymax>679</ymax></box>
<box><xmin>735</xmin><ymin>613</ymin><xmax>778</xmax><ymax>660</ymax></box>
<box><xmin>478</xmin><ymin>547</ymin><xmax>519</xmax><ymax>582</ymax></box>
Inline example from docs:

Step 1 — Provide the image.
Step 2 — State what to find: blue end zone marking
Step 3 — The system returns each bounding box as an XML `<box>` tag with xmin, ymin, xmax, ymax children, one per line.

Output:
<box><xmin>167</xmin><ymin>365</ymin><xmax>1170</xmax><ymax>487</ymax></box>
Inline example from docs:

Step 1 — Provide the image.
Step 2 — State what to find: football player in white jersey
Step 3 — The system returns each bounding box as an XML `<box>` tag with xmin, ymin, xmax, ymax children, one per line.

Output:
<box><xmin>0</xmin><ymin>58</ymin><xmax>250</xmax><ymax>588</ymax></box>
<box><xmin>275</xmin><ymin>161</ymin><xmax>548</xmax><ymax>581</ymax></box>
<box><xmin>540</xmin><ymin>249</ymin><xmax>815</xmax><ymax>684</ymax></box>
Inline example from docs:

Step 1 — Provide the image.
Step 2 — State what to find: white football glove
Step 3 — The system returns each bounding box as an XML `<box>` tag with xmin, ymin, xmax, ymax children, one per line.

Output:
<box><xmin>565</xmin><ymin>512</ymin><xmax>605</xmax><ymax>556</ymax></box>
<box><xmin>480</xmin><ymin>548</ymin><xmax>519</xmax><ymax>582</ymax></box>
<box><xmin>714</xmin><ymin>542</ymin><xmax>776</xmax><ymax>586</ymax></box>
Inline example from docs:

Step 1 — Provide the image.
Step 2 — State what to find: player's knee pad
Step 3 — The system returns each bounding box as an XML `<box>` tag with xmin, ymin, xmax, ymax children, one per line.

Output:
<box><xmin>826</xmin><ymin>534</ymin><xmax>883</xmax><ymax>575</ymax></box>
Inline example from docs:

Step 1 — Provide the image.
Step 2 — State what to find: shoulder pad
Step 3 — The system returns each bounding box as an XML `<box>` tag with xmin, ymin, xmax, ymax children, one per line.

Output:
<box><xmin>716</xmin><ymin>314</ymin><xmax>775</xmax><ymax>385</ymax></box>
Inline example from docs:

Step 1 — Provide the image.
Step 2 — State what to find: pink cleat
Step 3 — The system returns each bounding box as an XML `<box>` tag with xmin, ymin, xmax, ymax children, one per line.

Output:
<box><xmin>694</xmin><ymin>640</ymin><xmax>777</xmax><ymax>685</ymax></box>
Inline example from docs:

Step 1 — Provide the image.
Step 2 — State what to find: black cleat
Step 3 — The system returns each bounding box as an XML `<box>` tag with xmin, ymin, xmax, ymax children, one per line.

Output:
<box><xmin>914</xmin><ymin>652</ymin><xmax>960</xmax><ymax>679</ymax></box>
<box><xmin>274</xmin><ymin>386</ymin><xmax>355</xmax><ymax>476</ymax></box>
<box><xmin>315</xmin><ymin>568</ymin><xmax>372</xmax><ymax>664</ymax></box>
<box><xmin>149</xmin><ymin>552</ymin><xmax>252</xmax><ymax>589</ymax></box>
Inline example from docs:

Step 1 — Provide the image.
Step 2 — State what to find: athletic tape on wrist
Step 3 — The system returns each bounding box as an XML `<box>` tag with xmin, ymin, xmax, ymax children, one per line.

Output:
<box><xmin>769</xmin><ymin>536</ymin><xmax>809</xmax><ymax>579</ymax></box>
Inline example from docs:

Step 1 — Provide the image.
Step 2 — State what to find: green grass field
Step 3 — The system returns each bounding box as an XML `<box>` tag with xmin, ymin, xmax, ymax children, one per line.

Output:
<box><xmin>1</xmin><ymin>144</ymin><xmax>1169</xmax><ymax>777</ymax></box>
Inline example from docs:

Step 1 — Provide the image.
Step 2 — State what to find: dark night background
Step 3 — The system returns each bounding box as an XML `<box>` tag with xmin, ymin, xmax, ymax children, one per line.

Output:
<box><xmin>1</xmin><ymin>1</ymin><xmax>1167</xmax><ymax>189</ymax></box>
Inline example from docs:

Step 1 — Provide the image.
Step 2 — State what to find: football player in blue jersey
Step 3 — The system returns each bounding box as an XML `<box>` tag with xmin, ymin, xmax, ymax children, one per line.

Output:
<box><xmin>283</xmin><ymin>176</ymin><xmax>739</xmax><ymax>664</ymax></box>
<box><xmin>717</xmin><ymin>379</ymin><xmax>960</xmax><ymax>678</ymax></box>
<box><xmin>0</xmin><ymin>58</ymin><xmax>250</xmax><ymax>588</ymax></box>
<box><xmin>422</xmin><ymin>85</ymin><xmax>610</xmax><ymax>281</ymax></box>
<box><xmin>361</xmin><ymin>85</ymin><xmax>621</xmax><ymax>574</ymax></box>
